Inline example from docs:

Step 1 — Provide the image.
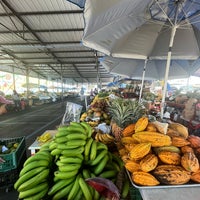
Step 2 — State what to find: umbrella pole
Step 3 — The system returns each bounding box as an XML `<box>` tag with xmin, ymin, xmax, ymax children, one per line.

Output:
<box><xmin>161</xmin><ymin>25</ymin><xmax>177</xmax><ymax>119</ymax></box>
<box><xmin>139</xmin><ymin>59</ymin><xmax>148</xmax><ymax>102</ymax></box>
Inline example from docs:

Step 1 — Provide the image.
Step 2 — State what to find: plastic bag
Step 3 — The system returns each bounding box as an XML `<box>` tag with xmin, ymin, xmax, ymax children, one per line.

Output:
<box><xmin>61</xmin><ymin>102</ymin><xmax>83</xmax><ymax>125</ymax></box>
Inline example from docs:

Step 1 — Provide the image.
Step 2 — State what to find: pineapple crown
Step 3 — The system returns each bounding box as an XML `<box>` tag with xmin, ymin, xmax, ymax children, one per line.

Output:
<box><xmin>108</xmin><ymin>98</ymin><xmax>146</xmax><ymax>128</ymax></box>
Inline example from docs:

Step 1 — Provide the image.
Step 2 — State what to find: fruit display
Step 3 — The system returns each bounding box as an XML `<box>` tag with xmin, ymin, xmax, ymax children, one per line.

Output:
<box><xmin>80</xmin><ymin>94</ymin><xmax>111</xmax><ymax>127</ymax></box>
<box><xmin>15</xmin><ymin>121</ymin><xmax>129</xmax><ymax>200</ymax></box>
<box><xmin>118</xmin><ymin>116</ymin><xmax>200</xmax><ymax>186</ymax></box>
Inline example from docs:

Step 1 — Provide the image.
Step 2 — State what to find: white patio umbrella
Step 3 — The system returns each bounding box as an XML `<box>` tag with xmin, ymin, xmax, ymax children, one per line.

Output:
<box><xmin>82</xmin><ymin>0</ymin><xmax>200</xmax><ymax>118</ymax></box>
<box><xmin>100</xmin><ymin>56</ymin><xmax>199</xmax><ymax>101</ymax></box>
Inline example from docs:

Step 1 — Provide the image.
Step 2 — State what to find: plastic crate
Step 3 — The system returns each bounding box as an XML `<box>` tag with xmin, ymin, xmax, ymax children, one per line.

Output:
<box><xmin>0</xmin><ymin>137</ymin><xmax>26</xmax><ymax>172</ymax></box>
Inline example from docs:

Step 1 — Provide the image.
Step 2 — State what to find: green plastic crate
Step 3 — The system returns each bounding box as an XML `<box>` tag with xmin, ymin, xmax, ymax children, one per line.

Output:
<box><xmin>0</xmin><ymin>137</ymin><xmax>25</xmax><ymax>172</ymax></box>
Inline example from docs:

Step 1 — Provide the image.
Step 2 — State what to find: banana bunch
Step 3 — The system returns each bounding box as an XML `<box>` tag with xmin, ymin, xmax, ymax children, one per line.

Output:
<box><xmin>95</xmin><ymin>132</ymin><xmax>115</xmax><ymax>144</ymax></box>
<box><xmin>15</xmin><ymin>122</ymin><xmax>126</xmax><ymax>200</ymax></box>
<box><xmin>14</xmin><ymin>147</ymin><xmax>53</xmax><ymax>199</ymax></box>
<box><xmin>47</xmin><ymin>121</ymin><xmax>124</xmax><ymax>200</ymax></box>
<box><xmin>37</xmin><ymin>132</ymin><xmax>52</xmax><ymax>143</ymax></box>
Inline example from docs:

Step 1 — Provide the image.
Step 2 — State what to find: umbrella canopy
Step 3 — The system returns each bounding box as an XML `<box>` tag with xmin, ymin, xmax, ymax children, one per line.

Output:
<box><xmin>82</xmin><ymin>0</ymin><xmax>200</xmax><ymax>60</ymax></box>
<box><xmin>82</xmin><ymin>0</ymin><xmax>200</xmax><ymax>118</ymax></box>
<box><xmin>101</xmin><ymin>56</ymin><xmax>199</xmax><ymax>80</ymax></box>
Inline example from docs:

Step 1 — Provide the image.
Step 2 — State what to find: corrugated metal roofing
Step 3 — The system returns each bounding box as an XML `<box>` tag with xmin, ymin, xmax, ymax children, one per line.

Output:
<box><xmin>0</xmin><ymin>0</ymin><xmax>114</xmax><ymax>84</ymax></box>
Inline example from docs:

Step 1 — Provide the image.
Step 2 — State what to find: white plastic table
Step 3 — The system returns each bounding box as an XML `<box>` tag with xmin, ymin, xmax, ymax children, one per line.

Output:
<box><xmin>28</xmin><ymin>130</ymin><xmax>57</xmax><ymax>155</ymax></box>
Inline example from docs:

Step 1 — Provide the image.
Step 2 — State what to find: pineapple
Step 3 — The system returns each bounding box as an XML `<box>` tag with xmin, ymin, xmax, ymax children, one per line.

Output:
<box><xmin>108</xmin><ymin>98</ymin><xmax>146</xmax><ymax>142</ymax></box>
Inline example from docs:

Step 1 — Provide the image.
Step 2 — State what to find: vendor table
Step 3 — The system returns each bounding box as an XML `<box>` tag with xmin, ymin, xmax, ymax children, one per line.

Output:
<box><xmin>28</xmin><ymin>130</ymin><xmax>57</xmax><ymax>155</ymax></box>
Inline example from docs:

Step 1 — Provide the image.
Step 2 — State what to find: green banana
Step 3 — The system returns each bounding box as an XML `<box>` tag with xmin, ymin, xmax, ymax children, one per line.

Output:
<box><xmin>99</xmin><ymin>170</ymin><xmax>118</xmax><ymax>179</ymax></box>
<box><xmin>49</xmin><ymin>141</ymin><xmax>57</xmax><ymax>150</ymax></box>
<box><xmin>111</xmin><ymin>153</ymin><xmax>124</xmax><ymax>170</ymax></box>
<box><xmin>58</xmin><ymin>163</ymin><xmax>81</xmax><ymax>172</ymax></box>
<box><xmin>89</xmin><ymin>139</ymin><xmax>97</xmax><ymax>161</ymax></box>
<box><xmin>14</xmin><ymin>166</ymin><xmax>46</xmax><ymax>190</ymax></box>
<box><xmin>60</xmin><ymin>154</ymin><xmax>83</xmax><ymax>161</ymax></box>
<box><xmin>18</xmin><ymin>169</ymin><xmax>50</xmax><ymax>192</ymax></box>
<box><xmin>23</xmin><ymin>187</ymin><xmax>48</xmax><ymax>200</ymax></box>
<box><xmin>96</xmin><ymin>141</ymin><xmax>108</xmax><ymax>151</ymax></box>
<box><xmin>93</xmin><ymin>154</ymin><xmax>109</xmax><ymax>175</ymax></box>
<box><xmin>89</xmin><ymin>150</ymin><xmax>108</xmax><ymax>166</ymax></box>
<box><xmin>121</xmin><ymin>177</ymin><xmax>130</xmax><ymax>199</ymax></box>
<box><xmin>55</xmin><ymin>136</ymin><xmax>68</xmax><ymax>143</ymax></box>
<box><xmin>84</xmin><ymin>137</ymin><xmax>94</xmax><ymax>161</ymax></box>
<box><xmin>23</xmin><ymin>152</ymin><xmax>51</xmax><ymax>167</ymax></box>
<box><xmin>70</xmin><ymin>121</ymin><xmax>86</xmax><ymax>131</ymax></box>
<box><xmin>61</xmin><ymin>146</ymin><xmax>84</xmax><ymax>156</ymax></box>
<box><xmin>74</xmin><ymin>187</ymin><xmax>83</xmax><ymax>200</ymax></box>
<box><xmin>93</xmin><ymin>188</ymin><xmax>100</xmax><ymax>200</ymax></box>
<box><xmin>82</xmin><ymin>168</ymin><xmax>91</xmax><ymax>179</ymax></box>
<box><xmin>48</xmin><ymin>177</ymin><xmax>75</xmax><ymax>196</ymax></box>
<box><xmin>59</xmin><ymin>156</ymin><xmax>83</xmax><ymax>164</ymax></box>
<box><xmin>79</xmin><ymin>177</ymin><xmax>92</xmax><ymax>200</ymax></box>
<box><xmin>57</xmin><ymin>143</ymin><xmax>80</xmax><ymax>150</ymax></box>
<box><xmin>19</xmin><ymin>182</ymin><xmax>48</xmax><ymax>199</ymax></box>
<box><xmin>52</xmin><ymin>180</ymin><xmax>74</xmax><ymax>200</ymax></box>
<box><xmin>66</xmin><ymin>139</ymin><xmax>86</xmax><ymax>146</ymax></box>
<box><xmin>19</xmin><ymin>160</ymin><xmax>49</xmax><ymax>177</ymax></box>
<box><xmin>39</xmin><ymin>142</ymin><xmax>50</xmax><ymax>151</ymax></box>
<box><xmin>54</xmin><ymin>169</ymin><xmax>78</xmax><ymax>179</ymax></box>
<box><xmin>67</xmin><ymin>123</ymin><xmax>86</xmax><ymax>134</ymax></box>
<box><xmin>56</xmin><ymin>130</ymin><xmax>69</xmax><ymax>138</ymax></box>
<box><xmin>80</xmin><ymin>121</ymin><xmax>93</xmax><ymax>138</ymax></box>
<box><xmin>57</xmin><ymin>126</ymin><xmax>69</xmax><ymax>132</ymax></box>
<box><xmin>68</xmin><ymin>173</ymin><xmax>81</xmax><ymax>200</ymax></box>
<box><xmin>66</xmin><ymin>133</ymin><xmax>87</xmax><ymax>140</ymax></box>
<box><xmin>50</xmin><ymin>148</ymin><xmax>62</xmax><ymax>156</ymax></box>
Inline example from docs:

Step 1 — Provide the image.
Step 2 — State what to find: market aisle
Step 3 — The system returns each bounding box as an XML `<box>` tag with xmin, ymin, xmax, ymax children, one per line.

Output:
<box><xmin>0</xmin><ymin>96</ymin><xmax>86</xmax><ymax>199</ymax></box>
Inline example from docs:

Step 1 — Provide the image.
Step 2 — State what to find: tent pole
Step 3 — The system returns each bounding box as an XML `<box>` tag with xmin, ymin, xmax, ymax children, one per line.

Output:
<box><xmin>161</xmin><ymin>25</ymin><xmax>177</xmax><ymax>119</ymax></box>
<box><xmin>160</xmin><ymin>0</ymin><xmax>181</xmax><ymax>119</ymax></box>
<box><xmin>139</xmin><ymin>59</ymin><xmax>148</xmax><ymax>102</ymax></box>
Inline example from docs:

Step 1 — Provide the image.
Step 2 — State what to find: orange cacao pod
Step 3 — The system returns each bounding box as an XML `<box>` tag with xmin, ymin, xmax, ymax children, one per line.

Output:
<box><xmin>153</xmin><ymin>165</ymin><xmax>191</xmax><ymax>185</ymax></box>
<box><xmin>140</xmin><ymin>153</ymin><xmax>158</xmax><ymax>172</ymax></box>
<box><xmin>171</xmin><ymin>136</ymin><xmax>190</xmax><ymax>147</ymax></box>
<box><xmin>187</xmin><ymin>135</ymin><xmax>200</xmax><ymax>148</ymax></box>
<box><xmin>158</xmin><ymin>151</ymin><xmax>181</xmax><ymax>165</ymax></box>
<box><xmin>181</xmin><ymin>152</ymin><xmax>199</xmax><ymax>172</ymax></box>
<box><xmin>132</xmin><ymin>171</ymin><xmax>160</xmax><ymax>186</ymax></box>
<box><xmin>129</xmin><ymin>143</ymin><xmax>151</xmax><ymax>161</ymax></box>
<box><xmin>135</xmin><ymin>117</ymin><xmax>149</xmax><ymax>133</ymax></box>
<box><xmin>191</xmin><ymin>169</ymin><xmax>200</xmax><ymax>183</ymax></box>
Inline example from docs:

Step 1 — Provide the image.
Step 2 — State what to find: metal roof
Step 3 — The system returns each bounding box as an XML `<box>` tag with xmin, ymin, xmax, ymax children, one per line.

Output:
<box><xmin>0</xmin><ymin>0</ymin><xmax>114</xmax><ymax>84</ymax></box>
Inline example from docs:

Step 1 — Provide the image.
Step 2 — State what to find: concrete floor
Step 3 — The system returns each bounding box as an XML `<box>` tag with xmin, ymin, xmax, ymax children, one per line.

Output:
<box><xmin>0</xmin><ymin>96</ymin><xmax>87</xmax><ymax>200</ymax></box>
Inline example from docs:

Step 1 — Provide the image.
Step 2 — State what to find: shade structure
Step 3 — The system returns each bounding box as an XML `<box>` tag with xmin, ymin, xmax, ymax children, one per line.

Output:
<box><xmin>101</xmin><ymin>56</ymin><xmax>200</xmax><ymax>101</ymax></box>
<box><xmin>101</xmin><ymin>57</ymin><xmax>200</xmax><ymax>80</ymax></box>
<box><xmin>82</xmin><ymin>0</ymin><xmax>200</xmax><ymax>118</ymax></box>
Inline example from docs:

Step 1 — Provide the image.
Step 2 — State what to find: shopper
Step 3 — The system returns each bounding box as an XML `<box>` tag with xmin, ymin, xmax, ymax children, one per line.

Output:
<box><xmin>12</xmin><ymin>90</ymin><xmax>21</xmax><ymax>111</ymax></box>
<box><xmin>80</xmin><ymin>87</ymin><xmax>84</xmax><ymax>101</ymax></box>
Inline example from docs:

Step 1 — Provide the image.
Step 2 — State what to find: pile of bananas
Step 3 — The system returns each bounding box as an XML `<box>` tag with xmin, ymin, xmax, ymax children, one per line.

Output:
<box><xmin>37</xmin><ymin>132</ymin><xmax>52</xmax><ymax>143</ymax></box>
<box><xmin>95</xmin><ymin>131</ymin><xmax>115</xmax><ymax>144</ymax></box>
<box><xmin>14</xmin><ymin>147</ymin><xmax>53</xmax><ymax>199</ymax></box>
<box><xmin>15</xmin><ymin>121</ymin><xmax>128</xmax><ymax>200</ymax></box>
<box><xmin>48</xmin><ymin>121</ymin><xmax>123</xmax><ymax>200</ymax></box>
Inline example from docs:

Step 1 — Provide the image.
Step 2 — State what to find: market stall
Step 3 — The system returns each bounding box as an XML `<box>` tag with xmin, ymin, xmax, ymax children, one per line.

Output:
<box><xmin>4</xmin><ymin>92</ymin><xmax>200</xmax><ymax>200</ymax></box>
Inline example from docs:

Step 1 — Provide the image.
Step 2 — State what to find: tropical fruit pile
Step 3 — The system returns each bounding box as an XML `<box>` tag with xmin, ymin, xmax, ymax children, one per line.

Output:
<box><xmin>118</xmin><ymin>116</ymin><xmax>200</xmax><ymax>186</ymax></box>
<box><xmin>80</xmin><ymin>95</ymin><xmax>111</xmax><ymax>127</ymax></box>
<box><xmin>15</xmin><ymin>122</ymin><xmax>128</xmax><ymax>200</ymax></box>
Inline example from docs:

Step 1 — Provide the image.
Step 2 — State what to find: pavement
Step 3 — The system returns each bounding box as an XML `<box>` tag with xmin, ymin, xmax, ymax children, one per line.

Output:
<box><xmin>0</xmin><ymin>96</ymin><xmax>87</xmax><ymax>200</ymax></box>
